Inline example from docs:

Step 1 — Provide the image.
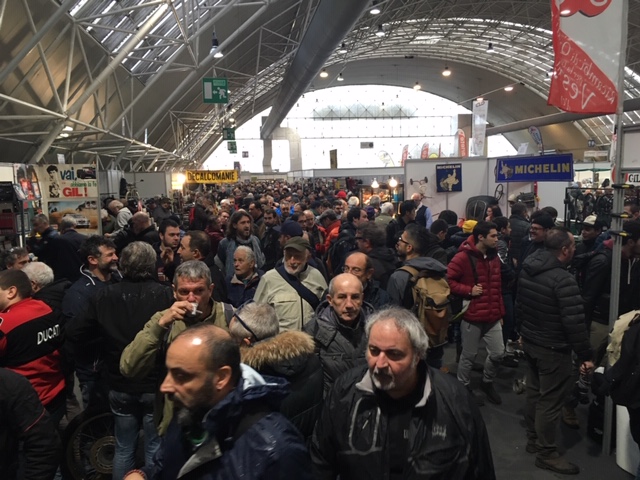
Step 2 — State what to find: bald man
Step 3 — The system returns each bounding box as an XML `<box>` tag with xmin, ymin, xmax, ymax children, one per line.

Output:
<box><xmin>412</xmin><ymin>192</ymin><xmax>433</xmax><ymax>229</ymax></box>
<box><xmin>125</xmin><ymin>324</ymin><xmax>312</xmax><ymax>479</ymax></box>
<box><xmin>303</xmin><ymin>273</ymin><xmax>374</xmax><ymax>396</ymax></box>
<box><xmin>343</xmin><ymin>251</ymin><xmax>390</xmax><ymax>309</ymax></box>
<box><xmin>114</xmin><ymin>212</ymin><xmax>160</xmax><ymax>253</ymax></box>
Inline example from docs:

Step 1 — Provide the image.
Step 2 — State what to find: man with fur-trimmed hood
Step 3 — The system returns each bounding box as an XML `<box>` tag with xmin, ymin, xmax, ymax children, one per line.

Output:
<box><xmin>229</xmin><ymin>302</ymin><xmax>323</xmax><ymax>440</ymax></box>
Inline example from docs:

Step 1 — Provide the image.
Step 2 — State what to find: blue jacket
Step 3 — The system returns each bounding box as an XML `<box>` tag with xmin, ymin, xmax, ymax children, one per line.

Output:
<box><xmin>143</xmin><ymin>365</ymin><xmax>313</xmax><ymax>480</ymax></box>
<box><xmin>225</xmin><ymin>271</ymin><xmax>262</xmax><ymax>308</ymax></box>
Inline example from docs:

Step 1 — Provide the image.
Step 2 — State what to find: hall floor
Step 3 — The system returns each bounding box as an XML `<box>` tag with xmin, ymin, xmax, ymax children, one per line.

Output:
<box><xmin>441</xmin><ymin>343</ymin><xmax>636</xmax><ymax>480</ymax></box>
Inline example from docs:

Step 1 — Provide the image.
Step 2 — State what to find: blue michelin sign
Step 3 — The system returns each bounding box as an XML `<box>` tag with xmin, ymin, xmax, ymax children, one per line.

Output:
<box><xmin>495</xmin><ymin>154</ymin><xmax>574</xmax><ymax>182</ymax></box>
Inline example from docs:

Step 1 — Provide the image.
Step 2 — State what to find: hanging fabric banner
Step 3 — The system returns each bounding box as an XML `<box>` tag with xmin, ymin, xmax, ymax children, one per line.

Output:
<box><xmin>471</xmin><ymin>99</ymin><xmax>488</xmax><ymax>156</ymax></box>
<box><xmin>547</xmin><ymin>0</ymin><xmax>625</xmax><ymax>114</ymax></box>
<box><xmin>401</xmin><ymin>145</ymin><xmax>409</xmax><ymax>166</ymax></box>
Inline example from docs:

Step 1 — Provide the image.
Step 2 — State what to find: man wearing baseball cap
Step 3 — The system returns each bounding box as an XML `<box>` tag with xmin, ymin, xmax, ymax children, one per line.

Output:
<box><xmin>253</xmin><ymin>237</ymin><xmax>327</xmax><ymax>332</ymax></box>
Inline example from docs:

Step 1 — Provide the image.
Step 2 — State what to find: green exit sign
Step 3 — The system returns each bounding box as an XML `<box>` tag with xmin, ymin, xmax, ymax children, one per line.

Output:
<box><xmin>223</xmin><ymin>128</ymin><xmax>235</xmax><ymax>140</ymax></box>
<box><xmin>228</xmin><ymin>141</ymin><xmax>237</xmax><ymax>154</ymax></box>
<box><xmin>203</xmin><ymin>78</ymin><xmax>228</xmax><ymax>104</ymax></box>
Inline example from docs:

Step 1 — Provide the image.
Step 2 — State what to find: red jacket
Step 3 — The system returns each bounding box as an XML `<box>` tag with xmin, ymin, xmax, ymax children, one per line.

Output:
<box><xmin>0</xmin><ymin>298</ymin><xmax>65</xmax><ymax>406</ymax></box>
<box><xmin>447</xmin><ymin>236</ymin><xmax>505</xmax><ymax>323</ymax></box>
<box><xmin>321</xmin><ymin>220</ymin><xmax>342</xmax><ymax>254</ymax></box>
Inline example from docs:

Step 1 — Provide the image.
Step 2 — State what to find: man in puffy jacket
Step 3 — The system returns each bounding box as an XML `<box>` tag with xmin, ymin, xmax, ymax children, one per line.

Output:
<box><xmin>229</xmin><ymin>302</ymin><xmax>323</xmax><ymax>440</ymax></box>
<box><xmin>303</xmin><ymin>272</ymin><xmax>373</xmax><ymax>397</ymax></box>
<box><xmin>516</xmin><ymin>227</ymin><xmax>593</xmax><ymax>476</ymax></box>
<box><xmin>310</xmin><ymin>306</ymin><xmax>495</xmax><ymax>480</ymax></box>
<box><xmin>124</xmin><ymin>324</ymin><xmax>312</xmax><ymax>480</ymax></box>
<box><xmin>448</xmin><ymin>221</ymin><xmax>505</xmax><ymax>406</ymax></box>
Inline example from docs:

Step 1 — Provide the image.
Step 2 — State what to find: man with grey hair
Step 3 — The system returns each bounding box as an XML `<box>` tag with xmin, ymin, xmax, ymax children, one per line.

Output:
<box><xmin>47</xmin><ymin>214</ymin><xmax>86</xmax><ymax>282</ymax></box>
<box><xmin>226</xmin><ymin>245</ymin><xmax>261</xmax><ymax>307</ymax></box>
<box><xmin>303</xmin><ymin>272</ymin><xmax>373</xmax><ymax>396</ymax></box>
<box><xmin>120</xmin><ymin>260</ymin><xmax>231</xmax><ymax>436</ymax></box>
<box><xmin>108</xmin><ymin>199</ymin><xmax>133</xmax><ymax>230</ymax></box>
<box><xmin>23</xmin><ymin>261</ymin><xmax>70</xmax><ymax>310</ymax></box>
<box><xmin>375</xmin><ymin>201</ymin><xmax>395</xmax><ymax>227</ymax></box>
<box><xmin>67</xmin><ymin>241</ymin><xmax>174</xmax><ymax>479</ymax></box>
<box><xmin>310</xmin><ymin>306</ymin><xmax>496</xmax><ymax>480</ymax></box>
<box><xmin>230</xmin><ymin>302</ymin><xmax>323</xmax><ymax>439</ymax></box>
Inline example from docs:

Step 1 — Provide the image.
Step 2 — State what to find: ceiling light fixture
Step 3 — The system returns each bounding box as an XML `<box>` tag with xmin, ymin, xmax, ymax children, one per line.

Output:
<box><xmin>371</xmin><ymin>178</ymin><xmax>380</xmax><ymax>189</ymax></box>
<box><xmin>413</xmin><ymin>81</ymin><xmax>421</xmax><ymax>91</ymax></box>
<box><xmin>375</xmin><ymin>24</ymin><xmax>385</xmax><ymax>37</ymax></box>
<box><xmin>210</xmin><ymin>31</ymin><xmax>219</xmax><ymax>55</ymax></box>
<box><xmin>320</xmin><ymin>69</ymin><xmax>328</xmax><ymax>78</ymax></box>
<box><xmin>337</xmin><ymin>73</ymin><xmax>344</xmax><ymax>82</ymax></box>
<box><xmin>338</xmin><ymin>43</ymin><xmax>347</xmax><ymax>54</ymax></box>
<box><xmin>504</xmin><ymin>85</ymin><xmax>514</xmax><ymax>92</ymax></box>
<box><xmin>486</xmin><ymin>42</ymin><xmax>495</xmax><ymax>53</ymax></box>
<box><xmin>476</xmin><ymin>96</ymin><xmax>484</xmax><ymax>103</ymax></box>
<box><xmin>389</xmin><ymin>177</ymin><xmax>398</xmax><ymax>188</ymax></box>
<box><xmin>442</xmin><ymin>65</ymin><xmax>451</xmax><ymax>77</ymax></box>
<box><xmin>370</xmin><ymin>1</ymin><xmax>381</xmax><ymax>15</ymax></box>
<box><xmin>213</xmin><ymin>50</ymin><xmax>224</xmax><ymax>58</ymax></box>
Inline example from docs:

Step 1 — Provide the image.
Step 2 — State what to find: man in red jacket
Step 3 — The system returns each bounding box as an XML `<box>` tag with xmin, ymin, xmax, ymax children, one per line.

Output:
<box><xmin>0</xmin><ymin>269</ymin><xmax>66</xmax><ymax>426</ymax></box>
<box><xmin>447</xmin><ymin>221</ymin><xmax>505</xmax><ymax>405</ymax></box>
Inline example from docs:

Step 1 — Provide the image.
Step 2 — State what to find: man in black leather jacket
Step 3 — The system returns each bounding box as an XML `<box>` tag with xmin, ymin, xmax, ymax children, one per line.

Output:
<box><xmin>310</xmin><ymin>306</ymin><xmax>495</xmax><ymax>480</ymax></box>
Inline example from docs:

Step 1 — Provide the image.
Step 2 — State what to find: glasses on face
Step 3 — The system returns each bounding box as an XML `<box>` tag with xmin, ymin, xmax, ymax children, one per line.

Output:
<box><xmin>397</xmin><ymin>236</ymin><xmax>410</xmax><ymax>245</ymax></box>
<box><xmin>234</xmin><ymin>313</ymin><xmax>260</xmax><ymax>342</ymax></box>
<box><xmin>342</xmin><ymin>265</ymin><xmax>363</xmax><ymax>274</ymax></box>
<box><xmin>529</xmin><ymin>226</ymin><xmax>543</xmax><ymax>232</ymax></box>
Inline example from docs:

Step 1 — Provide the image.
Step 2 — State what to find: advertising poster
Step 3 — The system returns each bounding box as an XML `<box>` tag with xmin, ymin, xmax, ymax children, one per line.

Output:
<box><xmin>436</xmin><ymin>164</ymin><xmax>462</xmax><ymax>192</ymax></box>
<box><xmin>13</xmin><ymin>164</ymin><xmax>42</xmax><ymax>201</ymax></box>
<box><xmin>495</xmin><ymin>154</ymin><xmax>574</xmax><ymax>183</ymax></box>
<box><xmin>37</xmin><ymin>164</ymin><xmax>100</xmax><ymax>234</ymax></box>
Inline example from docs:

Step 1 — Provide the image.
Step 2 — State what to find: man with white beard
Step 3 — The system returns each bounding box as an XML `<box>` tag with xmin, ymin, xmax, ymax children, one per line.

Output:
<box><xmin>253</xmin><ymin>237</ymin><xmax>327</xmax><ymax>332</ymax></box>
<box><xmin>310</xmin><ymin>306</ymin><xmax>496</xmax><ymax>480</ymax></box>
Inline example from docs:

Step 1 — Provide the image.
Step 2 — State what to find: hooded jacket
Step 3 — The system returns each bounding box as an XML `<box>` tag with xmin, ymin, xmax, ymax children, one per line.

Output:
<box><xmin>141</xmin><ymin>365</ymin><xmax>313</xmax><ymax>480</ymax></box>
<box><xmin>387</xmin><ymin>256</ymin><xmax>448</xmax><ymax>309</ymax></box>
<box><xmin>303</xmin><ymin>300</ymin><xmax>374</xmax><ymax>397</ymax></box>
<box><xmin>240</xmin><ymin>331</ymin><xmax>323</xmax><ymax>439</ymax></box>
<box><xmin>310</xmin><ymin>364</ymin><xmax>496</xmax><ymax>480</ymax></box>
<box><xmin>516</xmin><ymin>249</ymin><xmax>592</xmax><ymax>362</ymax></box>
<box><xmin>447</xmin><ymin>236</ymin><xmax>504</xmax><ymax>323</ymax></box>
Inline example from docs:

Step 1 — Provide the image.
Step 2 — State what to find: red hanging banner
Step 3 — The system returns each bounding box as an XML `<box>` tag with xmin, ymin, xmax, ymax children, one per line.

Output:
<box><xmin>547</xmin><ymin>0</ymin><xmax>624</xmax><ymax>114</ymax></box>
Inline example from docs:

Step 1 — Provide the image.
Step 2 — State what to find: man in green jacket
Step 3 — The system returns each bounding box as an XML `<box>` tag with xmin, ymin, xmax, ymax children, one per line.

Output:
<box><xmin>120</xmin><ymin>260</ymin><xmax>230</xmax><ymax>435</ymax></box>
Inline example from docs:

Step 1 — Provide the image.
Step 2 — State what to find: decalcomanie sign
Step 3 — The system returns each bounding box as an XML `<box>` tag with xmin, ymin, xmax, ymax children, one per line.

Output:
<box><xmin>186</xmin><ymin>170</ymin><xmax>238</xmax><ymax>184</ymax></box>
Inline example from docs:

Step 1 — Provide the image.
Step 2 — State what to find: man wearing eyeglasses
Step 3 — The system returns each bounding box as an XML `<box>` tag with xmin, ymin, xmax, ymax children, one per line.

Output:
<box><xmin>343</xmin><ymin>252</ymin><xmax>390</xmax><ymax>309</ymax></box>
<box><xmin>303</xmin><ymin>272</ymin><xmax>374</xmax><ymax>397</ymax></box>
<box><xmin>120</xmin><ymin>260</ymin><xmax>231</xmax><ymax>436</ymax></box>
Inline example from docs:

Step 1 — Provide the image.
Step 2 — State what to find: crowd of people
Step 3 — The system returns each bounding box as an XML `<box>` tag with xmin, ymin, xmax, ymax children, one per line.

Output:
<box><xmin>0</xmin><ymin>178</ymin><xmax>639</xmax><ymax>480</ymax></box>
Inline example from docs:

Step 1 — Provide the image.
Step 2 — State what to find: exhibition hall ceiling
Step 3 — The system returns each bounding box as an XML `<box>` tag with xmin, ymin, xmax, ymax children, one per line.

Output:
<box><xmin>0</xmin><ymin>0</ymin><xmax>639</xmax><ymax>171</ymax></box>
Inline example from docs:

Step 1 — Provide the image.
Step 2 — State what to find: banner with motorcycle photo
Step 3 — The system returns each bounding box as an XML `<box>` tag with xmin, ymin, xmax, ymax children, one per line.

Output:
<box><xmin>36</xmin><ymin>164</ymin><xmax>101</xmax><ymax>235</ymax></box>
